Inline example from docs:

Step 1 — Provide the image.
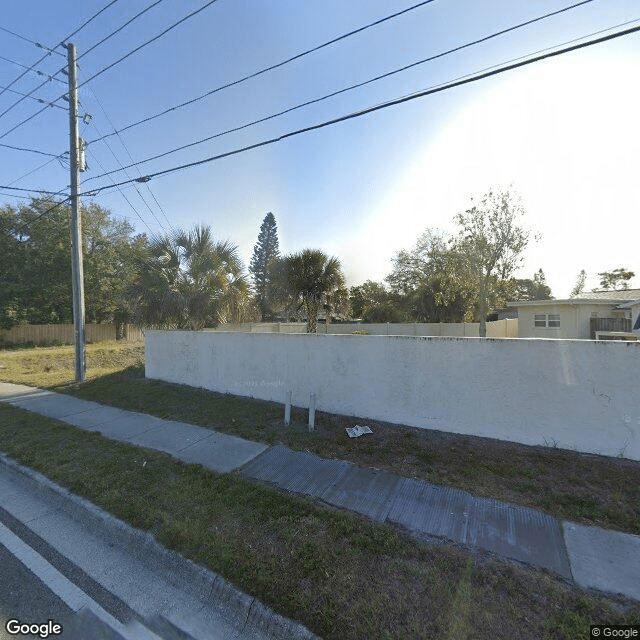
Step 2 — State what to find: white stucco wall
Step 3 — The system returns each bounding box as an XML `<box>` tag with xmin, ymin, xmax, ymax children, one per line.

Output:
<box><xmin>145</xmin><ymin>331</ymin><xmax>640</xmax><ymax>461</ymax></box>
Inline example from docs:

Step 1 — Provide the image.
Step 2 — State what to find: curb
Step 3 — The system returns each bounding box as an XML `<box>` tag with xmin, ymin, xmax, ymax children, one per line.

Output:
<box><xmin>0</xmin><ymin>452</ymin><xmax>320</xmax><ymax>640</ymax></box>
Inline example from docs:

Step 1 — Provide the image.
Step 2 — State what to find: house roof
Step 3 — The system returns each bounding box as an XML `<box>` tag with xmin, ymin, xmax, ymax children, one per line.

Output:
<box><xmin>507</xmin><ymin>299</ymin><xmax>625</xmax><ymax>308</ymax></box>
<box><xmin>508</xmin><ymin>289</ymin><xmax>640</xmax><ymax>308</ymax></box>
<box><xmin>617</xmin><ymin>299</ymin><xmax>640</xmax><ymax>309</ymax></box>
<box><xmin>572</xmin><ymin>288</ymin><xmax>640</xmax><ymax>301</ymax></box>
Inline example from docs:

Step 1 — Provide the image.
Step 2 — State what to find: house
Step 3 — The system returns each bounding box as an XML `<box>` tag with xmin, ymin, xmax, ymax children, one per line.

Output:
<box><xmin>507</xmin><ymin>288</ymin><xmax>640</xmax><ymax>340</ymax></box>
<box><xmin>618</xmin><ymin>298</ymin><xmax>640</xmax><ymax>336</ymax></box>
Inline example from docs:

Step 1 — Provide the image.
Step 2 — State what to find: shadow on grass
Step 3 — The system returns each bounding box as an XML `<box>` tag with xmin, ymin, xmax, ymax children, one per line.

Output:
<box><xmin>60</xmin><ymin>365</ymin><xmax>640</xmax><ymax>536</ymax></box>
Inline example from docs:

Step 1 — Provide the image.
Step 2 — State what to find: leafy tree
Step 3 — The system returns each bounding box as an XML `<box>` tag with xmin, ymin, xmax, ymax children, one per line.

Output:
<box><xmin>570</xmin><ymin>269</ymin><xmax>587</xmax><ymax>297</ymax></box>
<box><xmin>282</xmin><ymin>249</ymin><xmax>345</xmax><ymax>333</ymax></box>
<box><xmin>128</xmin><ymin>225</ymin><xmax>250</xmax><ymax>329</ymax></box>
<box><xmin>510</xmin><ymin>269</ymin><xmax>552</xmax><ymax>301</ymax></box>
<box><xmin>452</xmin><ymin>188</ymin><xmax>531</xmax><ymax>336</ymax></box>
<box><xmin>350</xmin><ymin>281</ymin><xmax>394</xmax><ymax>320</ymax></box>
<box><xmin>323</xmin><ymin>285</ymin><xmax>350</xmax><ymax>325</ymax></box>
<box><xmin>597</xmin><ymin>267</ymin><xmax>635</xmax><ymax>291</ymax></box>
<box><xmin>249</xmin><ymin>212</ymin><xmax>280</xmax><ymax>321</ymax></box>
<box><xmin>0</xmin><ymin>197</ymin><xmax>145</xmax><ymax>328</ymax></box>
<box><xmin>386</xmin><ymin>230</ymin><xmax>476</xmax><ymax>322</ymax></box>
<box><xmin>269</xmin><ymin>257</ymin><xmax>302</xmax><ymax>322</ymax></box>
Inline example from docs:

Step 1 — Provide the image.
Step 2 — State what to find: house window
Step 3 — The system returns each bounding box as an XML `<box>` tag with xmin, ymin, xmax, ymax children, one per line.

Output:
<box><xmin>534</xmin><ymin>314</ymin><xmax>547</xmax><ymax>327</ymax></box>
<box><xmin>534</xmin><ymin>313</ymin><xmax>560</xmax><ymax>328</ymax></box>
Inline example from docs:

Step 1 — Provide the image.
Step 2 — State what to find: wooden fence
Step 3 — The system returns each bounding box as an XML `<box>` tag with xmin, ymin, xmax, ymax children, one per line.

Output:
<box><xmin>0</xmin><ymin>323</ymin><xmax>144</xmax><ymax>346</ymax></box>
<box><xmin>589</xmin><ymin>317</ymin><xmax>632</xmax><ymax>340</ymax></box>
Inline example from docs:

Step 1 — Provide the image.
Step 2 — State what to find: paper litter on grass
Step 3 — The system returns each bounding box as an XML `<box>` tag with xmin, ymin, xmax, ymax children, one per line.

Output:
<box><xmin>346</xmin><ymin>425</ymin><xmax>373</xmax><ymax>438</ymax></box>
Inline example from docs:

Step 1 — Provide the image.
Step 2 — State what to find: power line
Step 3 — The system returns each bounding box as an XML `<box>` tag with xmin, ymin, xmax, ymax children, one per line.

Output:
<box><xmin>83</xmin><ymin>23</ymin><xmax>640</xmax><ymax>197</ymax></box>
<box><xmin>0</xmin><ymin>25</ymin><xmax>65</xmax><ymax>55</ymax></box>
<box><xmin>0</xmin><ymin>0</ymin><xmax>219</xmax><ymax>140</ymax></box>
<box><xmin>86</xmin><ymin>148</ymin><xmax>155</xmax><ymax>234</ymax></box>
<box><xmin>86</xmin><ymin>85</ymin><xmax>174</xmax><ymax>231</ymax></box>
<box><xmin>0</xmin><ymin>54</ymin><xmax>67</xmax><ymax>84</ymax></box>
<box><xmin>88</xmin><ymin>123</ymin><xmax>167</xmax><ymax>233</ymax></box>
<box><xmin>78</xmin><ymin>0</ymin><xmax>168</xmax><ymax>61</ymax></box>
<box><xmin>0</xmin><ymin>0</ymin><xmax>166</xmax><ymax>123</ymax></box>
<box><xmin>0</xmin><ymin>185</ymin><xmax>66</xmax><ymax>195</ymax></box>
<box><xmin>0</xmin><ymin>142</ymin><xmax>62</xmax><ymax>157</ymax></box>
<box><xmin>3</xmin><ymin>155</ymin><xmax>67</xmax><ymax>189</ymax></box>
<box><xmin>0</xmin><ymin>82</ymin><xmax>66</xmax><ymax>109</ymax></box>
<box><xmin>88</xmin><ymin>0</ymin><xmax>442</xmax><ymax>146</ymax></box>
<box><xmin>78</xmin><ymin>0</ymin><xmax>220</xmax><ymax>89</ymax></box>
<box><xmin>9</xmin><ymin>196</ymin><xmax>72</xmax><ymax>237</ymax></box>
<box><xmin>84</xmin><ymin>0</ymin><xmax>602</xmax><ymax>181</ymax></box>
<box><xmin>0</xmin><ymin>0</ymin><xmax>120</xmax><ymax>102</ymax></box>
<box><xmin>0</xmin><ymin>190</ymin><xmax>34</xmax><ymax>200</ymax></box>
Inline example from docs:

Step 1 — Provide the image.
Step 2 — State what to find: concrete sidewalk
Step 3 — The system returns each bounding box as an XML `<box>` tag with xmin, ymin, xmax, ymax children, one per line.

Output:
<box><xmin>1</xmin><ymin>382</ymin><xmax>638</xmax><ymax>604</ymax></box>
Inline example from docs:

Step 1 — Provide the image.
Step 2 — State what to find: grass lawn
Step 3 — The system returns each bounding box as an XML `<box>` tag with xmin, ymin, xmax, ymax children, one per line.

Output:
<box><xmin>35</xmin><ymin>351</ymin><xmax>639</xmax><ymax>538</ymax></box>
<box><xmin>1</xmin><ymin>341</ymin><xmax>639</xmax><ymax>638</ymax></box>
<box><xmin>0</xmin><ymin>341</ymin><xmax>144</xmax><ymax>388</ymax></box>
<box><xmin>1</xmin><ymin>403</ymin><xmax>638</xmax><ymax>639</ymax></box>
<box><xmin>2</xmin><ymin>341</ymin><xmax>639</xmax><ymax>536</ymax></box>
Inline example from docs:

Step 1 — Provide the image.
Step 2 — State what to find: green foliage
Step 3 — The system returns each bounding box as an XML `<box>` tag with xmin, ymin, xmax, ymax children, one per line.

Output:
<box><xmin>0</xmin><ymin>198</ymin><xmax>145</xmax><ymax>328</ymax></box>
<box><xmin>349</xmin><ymin>280</ymin><xmax>406</xmax><ymax>322</ymax></box>
<box><xmin>597</xmin><ymin>267</ymin><xmax>635</xmax><ymax>291</ymax></box>
<box><xmin>281</xmin><ymin>249</ymin><xmax>345</xmax><ymax>333</ymax></box>
<box><xmin>509</xmin><ymin>269</ymin><xmax>552</xmax><ymax>301</ymax></box>
<box><xmin>570</xmin><ymin>269</ymin><xmax>587</xmax><ymax>297</ymax></box>
<box><xmin>452</xmin><ymin>188</ymin><xmax>531</xmax><ymax>335</ymax></box>
<box><xmin>127</xmin><ymin>224</ymin><xmax>252</xmax><ymax>329</ymax></box>
<box><xmin>249</xmin><ymin>212</ymin><xmax>280</xmax><ymax>320</ymax></box>
<box><xmin>386</xmin><ymin>230</ymin><xmax>477</xmax><ymax>322</ymax></box>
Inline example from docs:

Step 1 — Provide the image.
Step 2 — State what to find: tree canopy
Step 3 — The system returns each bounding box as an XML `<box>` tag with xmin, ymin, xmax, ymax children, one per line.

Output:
<box><xmin>0</xmin><ymin>198</ymin><xmax>146</xmax><ymax>329</ymax></box>
<box><xmin>127</xmin><ymin>225</ymin><xmax>253</xmax><ymax>329</ymax></box>
<box><xmin>281</xmin><ymin>249</ymin><xmax>345</xmax><ymax>333</ymax></box>
<box><xmin>249</xmin><ymin>212</ymin><xmax>280</xmax><ymax>321</ymax></box>
<box><xmin>452</xmin><ymin>188</ymin><xmax>531</xmax><ymax>336</ymax></box>
<box><xmin>597</xmin><ymin>267</ymin><xmax>635</xmax><ymax>291</ymax></box>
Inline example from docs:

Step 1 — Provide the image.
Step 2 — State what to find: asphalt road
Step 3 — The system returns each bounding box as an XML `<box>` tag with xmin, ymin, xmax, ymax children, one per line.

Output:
<box><xmin>0</xmin><ymin>542</ymin><xmax>73</xmax><ymax>639</ymax></box>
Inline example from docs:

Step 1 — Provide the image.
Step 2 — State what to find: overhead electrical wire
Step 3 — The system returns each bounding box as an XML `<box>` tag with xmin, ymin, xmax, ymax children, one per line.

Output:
<box><xmin>0</xmin><ymin>25</ymin><xmax>64</xmax><ymax>55</ymax></box>
<box><xmin>87</xmin><ymin>0</ymin><xmax>444</xmax><ymax>146</ymax></box>
<box><xmin>84</xmin><ymin>0</ymin><xmax>602</xmax><ymax>181</ymax></box>
<box><xmin>77</xmin><ymin>0</ymin><xmax>168</xmax><ymax>61</ymax></box>
<box><xmin>81</xmin><ymin>22</ymin><xmax>640</xmax><ymax>198</ymax></box>
<box><xmin>89</xmin><ymin>122</ymin><xmax>168</xmax><ymax>233</ymax></box>
<box><xmin>77</xmin><ymin>0</ymin><xmax>220</xmax><ymax>90</ymax></box>
<box><xmin>0</xmin><ymin>83</ymin><xmax>65</xmax><ymax>109</ymax></box>
<box><xmin>3</xmin><ymin>154</ymin><xmax>68</xmax><ymax>189</ymax></box>
<box><xmin>0</xmin><ymin>0</ymin><xmax>121</xmax><ymax>102</ymax></box>
<box><xmin>0</xmin><ymin>142</ymin><xmax>62</xmax><ymax>157</ymax></box>
<box><xmin>86</xmin><ymin>148</ymin><xmax>156</xmax><ymax>234</ymax></box>
<box><xmin>0</xmin><ymin>0</ymin><xmax>159</xmax><ymax>123</ymax></box>
<box><xmin>0</xmin><ymin>54</ymin><xmax>66</xmax><ymax>84</ymax></box>
<box><xmin>0</xmin><ymin>0</ymin><xmax>220</xmax><ymax>140</ymax></box>
<box><xmin>87</xmin><ymin>85</ymin><xmax>174</xmax><ymax>232</ymax></box>
<box><xmin>0</xmin><ymin>185</ymin><xmax>67</xmax><ymax>195</ymax></box>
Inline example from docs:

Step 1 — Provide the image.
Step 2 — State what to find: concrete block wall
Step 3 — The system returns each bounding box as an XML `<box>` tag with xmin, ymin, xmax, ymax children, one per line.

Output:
<box><xmin>145</xmin><ymin>331</ymin><xmax>640</xmax><ymax>461</ymax></box>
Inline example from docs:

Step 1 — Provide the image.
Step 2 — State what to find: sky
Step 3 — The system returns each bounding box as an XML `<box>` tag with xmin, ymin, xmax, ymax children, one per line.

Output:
<box><xmin>1</xmin><ymin>0</ymin><xmax>638</xmax><ymax>298</ymax></box>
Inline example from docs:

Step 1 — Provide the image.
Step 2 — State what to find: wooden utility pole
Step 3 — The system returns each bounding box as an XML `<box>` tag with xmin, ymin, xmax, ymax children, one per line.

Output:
<box><xmin>67</xmin><ymin>42</ymin><xmax>85</xmax><ymax>382</ymax></box>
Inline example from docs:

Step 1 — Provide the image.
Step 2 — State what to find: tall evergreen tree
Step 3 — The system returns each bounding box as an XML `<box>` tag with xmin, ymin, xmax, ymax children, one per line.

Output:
<box><xmin>249</xmin><ymin>212</ymin><xmax>280</xmax><ymax>321</ymax></box>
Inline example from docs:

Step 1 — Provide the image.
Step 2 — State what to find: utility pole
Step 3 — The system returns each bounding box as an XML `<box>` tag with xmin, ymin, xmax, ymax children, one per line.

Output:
<box><xmin>67</xmin><ymin>42</ymin><xmax>85</xmax><ymax>382</ymax></box>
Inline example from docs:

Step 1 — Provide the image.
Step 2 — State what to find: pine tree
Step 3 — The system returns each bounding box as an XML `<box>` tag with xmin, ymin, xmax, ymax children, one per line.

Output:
<box><xmin>570</xmin><ymin>269</ymin><xmax>587</xmax><ymax>297</ymax></box>
<box><xmin>249</xmin><ymin>212</ymin><xmax>280</xmax><ymax>321</ymax></box>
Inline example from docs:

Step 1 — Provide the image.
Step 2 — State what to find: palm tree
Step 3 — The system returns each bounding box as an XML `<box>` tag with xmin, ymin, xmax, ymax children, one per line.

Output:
<box><xmin>128</xmin><ymin>224</ymin><xmax>250</xmax><ymax>329</ymax></box>
<box><xmin>283</xmin><ymin>249</ymin><xmax>345</xmax><ymax>333</ymax></box>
